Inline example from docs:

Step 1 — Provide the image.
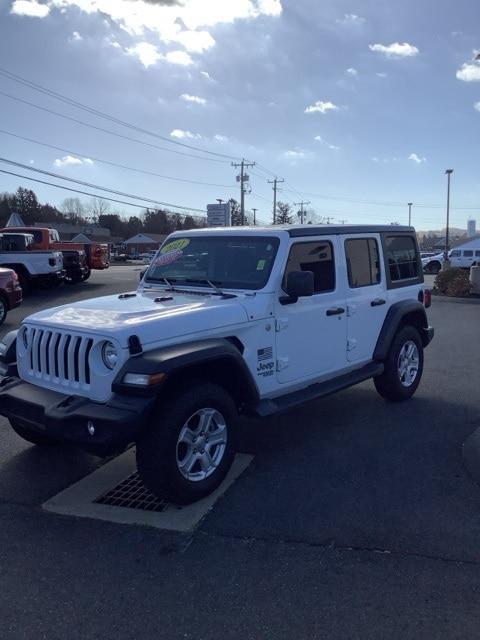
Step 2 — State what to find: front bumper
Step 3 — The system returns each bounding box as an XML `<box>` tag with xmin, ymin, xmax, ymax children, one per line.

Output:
<box><xmin>0</xmin><ymin>376</ymin><xmax>155</xmax><ymax>456</ymax></box>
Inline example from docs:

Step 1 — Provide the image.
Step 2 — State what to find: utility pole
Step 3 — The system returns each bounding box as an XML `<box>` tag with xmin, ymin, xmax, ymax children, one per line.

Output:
<box><xmin>252</xmin><ymin>208</ymin><xmax>258</xmax><ymax>226</ymax></box>
<box><xmin>338</xmin><ymin>219</ymin><xmax>348</xmax><ymax>225</ymax></box>
<box><xmin>444</xmin><ymin>169</ymin><xmax>453</xmax><ymax>265</ymax></box>
<box><xmin>294</xmin><ymin>200</ymin><xmax>311</xmax><ymax>224</ymax></box>
<box><xmin>232</xmin><ymin>159</ymin><xmax>255</xmax><ymax>225</ymax></box>
<box><xmin>268</xmin><ymin>177</ymin><xmax>285</xmax><ymax>224</ymax></box>
<box><xmin>324</xmin><ymin>216</ymin><xmax>334</xmax><ymax>224</ymax></box>
<box><xmin>408</xmin><ymin>202</ymin><xmax>413</xmax><ymax>226</ymax></box>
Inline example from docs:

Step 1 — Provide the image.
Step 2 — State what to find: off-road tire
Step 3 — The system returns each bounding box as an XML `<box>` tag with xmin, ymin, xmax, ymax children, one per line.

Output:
<box><xmin>9</xmin><ymin>418</ymin><xmax>58</xmax><ymax>446</ymax></box>
<box><xmin>0</xmin><ymin>294</ymin><xmax>8</xmax><ymax>326</ymax></box>
<box><xmin>136</xmin><ymin>382</ymin><xmax>237</xmax><ymax>505</ymax></box>
<box><xmin>374</xmin><ymin>326</ymin><xmax>424</xmax><ymax>402</ymax></box>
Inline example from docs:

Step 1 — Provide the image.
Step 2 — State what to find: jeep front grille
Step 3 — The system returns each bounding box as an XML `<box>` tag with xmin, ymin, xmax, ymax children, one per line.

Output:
<box><xmin>25</xmin><ymin>328</ymin><xmax>93</xmax><ymax>387</ymax></box>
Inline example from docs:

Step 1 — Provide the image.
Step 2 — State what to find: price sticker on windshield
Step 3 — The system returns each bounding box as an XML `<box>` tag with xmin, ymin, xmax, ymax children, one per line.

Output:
<box><xmin>154</xmin><ymin>249</ymin><xmax>183</xmax><ymax>266</ymax></box>
<box><xmin>160</xmin><ymin>238</ymin><xmax>190</xmax><ymax>254</ymax></box>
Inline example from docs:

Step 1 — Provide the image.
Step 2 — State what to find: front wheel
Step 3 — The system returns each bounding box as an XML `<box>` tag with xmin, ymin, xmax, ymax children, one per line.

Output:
<box><xmin>0</xmin><ymin>294</ymin><xmax>8</xmax><ymax>326</ymax></box>
<box><xmin>374</xmin><ymin>326</ymin><xmax>424</xmax><ymax>402</ymax></box>
<box><xmin>136</xmin><ymin>382</ymin><xmax>237</xmax><ymax>505</ymax></box>
<box><xmin>81</xmin><ymin>268</ymin><xmax>91</xmax><ymax>282</ymax></box>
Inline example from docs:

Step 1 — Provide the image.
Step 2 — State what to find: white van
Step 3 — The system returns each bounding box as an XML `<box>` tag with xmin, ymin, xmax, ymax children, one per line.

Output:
<box><xmin>449</xmin><ymin>248</ymin><xmax>480</xmax><ymax>268</ymax></box>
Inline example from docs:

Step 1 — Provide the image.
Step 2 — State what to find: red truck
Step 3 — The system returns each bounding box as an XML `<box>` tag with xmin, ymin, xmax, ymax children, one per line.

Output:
<box><xmin>0</xmin><ymin>227</ymin><xmax>110</xmax><ymax>279</ymax></box>
<box><xmin>0</xmin><ymin>267</ymin><xmax>22</xmax><ymax>325</ymax></box>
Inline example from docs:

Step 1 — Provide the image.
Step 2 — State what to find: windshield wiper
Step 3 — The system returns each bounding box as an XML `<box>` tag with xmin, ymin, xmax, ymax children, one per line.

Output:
<box><xmin>184</xmin><ymin>279</ymin><xmax>236</xmax><ymax>298</ymax></box>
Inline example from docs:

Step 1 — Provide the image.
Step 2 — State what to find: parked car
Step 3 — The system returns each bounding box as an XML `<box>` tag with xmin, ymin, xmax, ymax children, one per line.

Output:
<box><xmin>0</xmin><ymin>225</ymin><xmax>433</xmax><ymax>505</ymax></box>
<box><xmin>113</xmin><ymin>253</ymin><xmax>128</xmax><ymax>262</ymax></box>
<box><xmin>422</xmin><ymin>252</ymin><xmax>444</xmax><ymax>274</ymax></box>
<box><xmin>0</xmin><ymin>267</ymin><xmax>22</xmax><ymax>325</ymax></box>
<box><xmin>142</xmin><ymin>250</ymin><xmax>157</xmax><ymax>265</ymax></box>
<box><xmin>449</xmin><ymin>248</ymin><xmax>480</xmax><ymax>269</ymax></box>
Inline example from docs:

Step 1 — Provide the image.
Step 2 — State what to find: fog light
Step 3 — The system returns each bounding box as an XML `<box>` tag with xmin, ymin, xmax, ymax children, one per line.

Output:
<box><xmin>87</xmin><ymin>421</ymin><xmax>96</xmax><ymax>436</ymax></box>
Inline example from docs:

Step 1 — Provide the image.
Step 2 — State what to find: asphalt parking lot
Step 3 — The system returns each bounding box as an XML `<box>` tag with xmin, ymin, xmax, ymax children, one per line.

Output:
<box><xmin>1</xmin><ymin>268</ymin><xmax>480</xmax><ymax>639</ymax></box>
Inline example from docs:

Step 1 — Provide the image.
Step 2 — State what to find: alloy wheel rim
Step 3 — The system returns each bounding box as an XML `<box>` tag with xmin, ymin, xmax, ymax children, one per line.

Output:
<box><xmin>397</xmin><ymin>340</ymin><xmax>420</xmax><ymax>387</ymax></box>
<box><xmin>176</xmin><ymin>408</ymin><xmax>227</xmax><ymax>482</ymax></box>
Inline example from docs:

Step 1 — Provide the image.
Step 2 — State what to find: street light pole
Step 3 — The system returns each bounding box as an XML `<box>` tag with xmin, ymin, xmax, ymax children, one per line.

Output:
<box><xmin>408</xmin><ymin>202</ymin><xmax>413</xmax><ymax>227</ymax></box>
<box><xmin>445</xmin><ymin>169</ymin><xmax>453</xmax><ymax>257</ymax></box>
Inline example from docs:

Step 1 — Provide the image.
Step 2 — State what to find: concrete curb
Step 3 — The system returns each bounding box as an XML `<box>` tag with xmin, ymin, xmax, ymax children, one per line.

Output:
<box><xmin>431</xmin><ymin>294</ymin><xmax>480</xmax><ymax>305</ymax></box>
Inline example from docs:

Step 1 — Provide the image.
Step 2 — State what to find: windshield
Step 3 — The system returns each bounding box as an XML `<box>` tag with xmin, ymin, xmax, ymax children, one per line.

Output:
<box><xmin>145</xmin><ymin>236</ymin><xmax>279</xmax><ymax>290</ymax></box>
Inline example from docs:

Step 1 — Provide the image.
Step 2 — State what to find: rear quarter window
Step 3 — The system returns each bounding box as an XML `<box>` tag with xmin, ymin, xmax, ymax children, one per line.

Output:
<box><xmin>383</xmin><ymin>234</ymin><xmax>422</xmax><ymax>288</ymax></box>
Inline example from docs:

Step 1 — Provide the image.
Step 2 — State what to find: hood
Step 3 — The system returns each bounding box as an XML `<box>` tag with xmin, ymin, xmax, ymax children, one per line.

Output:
<box><xmin>24</xmin><ymin>290</ymin><xmax>250</xmax><ymax>348</ymax></box>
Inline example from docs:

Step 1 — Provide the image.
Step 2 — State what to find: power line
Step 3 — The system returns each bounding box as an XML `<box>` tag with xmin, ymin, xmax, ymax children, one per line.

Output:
<box><xmin>0</xmin><ymin>90</ymin><xmax>230</xmax><ymax>165</ymax></box>
<box><xmin>0</xmin><ymin>66</ymin><xmax>242</xmax><ymax>162</ymax></box>
<box><xmin>0</xmin><ymin>128</ymin><xmax>237</xmax><ymax>190</ymax></box>
<box><xmin>0</xmin><ymin>157</ymin><xmax>206</xmax><ymax>213</ymax></box>
<box><xmin>0</xmin><ymin>168</ymin><xmax>205</xmax><ymax>219</ymax></box>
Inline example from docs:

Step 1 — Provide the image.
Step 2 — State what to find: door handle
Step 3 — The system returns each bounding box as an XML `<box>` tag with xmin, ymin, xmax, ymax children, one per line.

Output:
<box><xmin>326</xmin><ymin>307</ymin><xmax>345</xmax><ymax>316</ymax></box>
<box><xmin>370</xmin><ymin>298</ymin><xmax>386</xmax><ymax>307</ymax></box>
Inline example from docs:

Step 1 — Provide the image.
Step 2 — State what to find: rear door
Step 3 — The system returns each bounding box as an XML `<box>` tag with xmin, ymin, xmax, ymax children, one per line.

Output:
<box><xmin>344</xmin><ymin>234</ymin><xmax>387</xmax><ymax>363</ymax></box>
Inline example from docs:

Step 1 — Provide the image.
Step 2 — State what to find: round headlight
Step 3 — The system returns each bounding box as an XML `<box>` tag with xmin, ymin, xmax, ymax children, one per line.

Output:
<box><xmin>101</xmin><ymin>341</ymin><xmax>118</xmax><ymax>370</ymax></box>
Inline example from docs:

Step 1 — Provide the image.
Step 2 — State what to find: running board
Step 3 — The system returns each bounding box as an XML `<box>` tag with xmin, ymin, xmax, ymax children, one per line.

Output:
<box><xmin>253</xmin><ymin>362</ymin><xmax>384</xmax><ymax>418</ymax></box>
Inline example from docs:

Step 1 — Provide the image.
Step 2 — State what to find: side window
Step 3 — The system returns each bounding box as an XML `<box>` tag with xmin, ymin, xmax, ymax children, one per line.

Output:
<box><xmin>283</xmin><ymin>241</ymin><xmax>335</xmax><ymax>293</ymax></box>
<box><xmin>345</xmin><ymin>238</ymin><xmax>380</xmax><ymax>288</ymax></box>
<box><xmin>385</xmin><ymin>235</ymin><xmax>419</xmax><ymax>282</ymax></box>
<box><xmin>475</xmin><ymin>250</ymin><xmax>480</xmax><ymax>257</ymax></box>
<box><xmin>450</xmin><ymin>250</ymin><xmax>461</xmax><ymax>257</ymax></box>
<box><xmin>463</xmin><ymin>250</ymin><xmax>473</xmax><ymax>257</ymax></box>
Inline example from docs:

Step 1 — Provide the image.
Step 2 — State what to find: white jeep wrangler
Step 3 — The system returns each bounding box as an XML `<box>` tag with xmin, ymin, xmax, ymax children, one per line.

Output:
<box><xmin>0</xmin><ymin>225</ymin><xmax>433</xmax><ymax>504</ymax></box>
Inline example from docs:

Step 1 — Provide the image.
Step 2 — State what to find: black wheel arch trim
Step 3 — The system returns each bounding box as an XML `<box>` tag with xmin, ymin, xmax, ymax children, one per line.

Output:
<box><xmin>113</xmin><ymin>337</ymin><xmax>260</xmax><ymax>404</ymax></box>
<box><xmin>373</xmin><ymin>300</ymin><xmax>433</xmax><ymax>362</ymax></box>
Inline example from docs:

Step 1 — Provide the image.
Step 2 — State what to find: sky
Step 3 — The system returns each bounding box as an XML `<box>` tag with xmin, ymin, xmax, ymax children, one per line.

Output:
<box><xmin>0</xmin><ymin>0</ymin><xmax>480</xmax><ymax>230</ymax></box>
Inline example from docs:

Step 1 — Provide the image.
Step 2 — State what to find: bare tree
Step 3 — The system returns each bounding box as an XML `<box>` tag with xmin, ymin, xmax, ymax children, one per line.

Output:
<box><xmin>61</xmin><ymin>197</ymin><xmax>85</xmax><ymax>223</ymax></box>
<box><xmin>89</xmin><ymin>197</ymin><xmax>110</xmax><ymax>222</ymax></box>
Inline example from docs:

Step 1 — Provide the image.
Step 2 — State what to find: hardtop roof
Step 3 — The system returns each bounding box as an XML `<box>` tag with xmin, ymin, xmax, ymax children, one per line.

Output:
<box><xmin>169</xmin><ymin>224</ymin><xmax>414</xmax><ymax>238</ymax></box>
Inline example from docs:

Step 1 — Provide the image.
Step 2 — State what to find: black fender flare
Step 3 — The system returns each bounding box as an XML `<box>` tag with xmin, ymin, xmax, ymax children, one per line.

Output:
<box><xmin>373</xmin><ymin>301</ymin><xmax>430</xmax><ymax>362</ymax></box>
<box><xmin>113</xmin><ymin>338</ymin><xmax>260</xmax><ymax>405</ymax></box>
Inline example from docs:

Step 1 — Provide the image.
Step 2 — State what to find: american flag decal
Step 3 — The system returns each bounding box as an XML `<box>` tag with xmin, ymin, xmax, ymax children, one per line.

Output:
<box><xmin>257</xmin><ymin>347</ymin><xmax>273</xmax><ymax>362</ymax></box>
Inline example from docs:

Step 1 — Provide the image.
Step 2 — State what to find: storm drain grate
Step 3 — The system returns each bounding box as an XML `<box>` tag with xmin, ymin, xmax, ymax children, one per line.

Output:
<box><xmin>94</xmin><ymin>471</ymin><xmax>168</xmax><ymax>513</ymax></box>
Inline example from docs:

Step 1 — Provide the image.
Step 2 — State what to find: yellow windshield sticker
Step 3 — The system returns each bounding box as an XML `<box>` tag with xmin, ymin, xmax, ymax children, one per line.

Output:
<box><xmin>160</xmin><ymin>238</ymin><xmax>190</xmax><ymax>254</ymax></box>
<box><xmin>256</xmin><ymin>259</ymin><xmax>266</xmax><ymax>270</ymax></box>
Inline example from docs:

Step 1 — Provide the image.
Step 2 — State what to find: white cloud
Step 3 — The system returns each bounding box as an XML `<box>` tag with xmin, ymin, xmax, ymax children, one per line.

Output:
<box><xmin>369</xmin><ymin>42</ymin><xmax>419</xmax><ymax>58</ymax></box>
<box><xmin>127</xmin><ymin>42</ymin><xmax>162</xmax><ymax>68</ymax></box>
<box><xmin>170</xmin><ymin>129</ymin><xmax>202</xmax><ymax>140</ymax></box>
<box><xmin>200</xmin><ymin>70</ymin><xmax>215</xmax><ymax>82</ymax></box>
<box><xmin>282</xmin><ymin>150</ymin><xmax>307</xmax><ymax>165</ymax></box>
<box><xmin>314</xmin><ymin>136</ymin><xmax>340</xmax><ymax>151</ymax></box>
<box><xmin>54</xmin><ymin>155</ymin><xmax>93</xmax><ymax>167</ymax></box>
<box><xmin>10</xmin><ymin>0</ymin><xmax>49</xmax><ymax>18</ymax></box>
<box><xmin>180</xmin><ymin>93</ymin><xmax>207</xmax><ymax>105</ymax></box>
<box><xmin>165</xmin><ymin>50</ymin><xmax>193</xmax><ymax>66</ymax></box>
<box><xmin>337</xmin><ymin>13</ymin><xmax>365</xmax><ymax>26</ymax></box>
<box><xmin>71</xmin><ymin>30</ymin><xmax>82</xmax><ymax>41</ymax></box>
<box><xmin>346</xmin><ymin>67</ymin><xmax>358</xmax><ymax>76</ymax></box>
<box><xmin>408</xmin><ymin>153</ymin><xmax>426</xmax><ymax>164</ymax></box>
<box><xmin>305</xmin><ymin>100</ymin><xmax>339</xmax><ymax>114</ymax></box>
<box><xmin>457</xmin><ymin>62</ymin><xmax>480</xmax><ymax>82</ymax></box>
<box><xmin>214</xmin><ymin>134</ymin><xmax>229</xmax><ymax>142</ymax></box>
<box><xmin>24</xmin><ymin>0</ymin><xmax>282</xmax><ymax>64</ymax></box>
<box><xmin>376</xmin><ymin>72</ymin><xmax>388</xmax><ymax>78</ymax></box>
<box><xmin>474</xmin><ymin>102</ymin><xmax>480</xmax><ymax>112</ymax></box>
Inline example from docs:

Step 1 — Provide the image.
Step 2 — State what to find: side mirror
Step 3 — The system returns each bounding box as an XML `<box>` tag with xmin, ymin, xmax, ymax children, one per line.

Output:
<box><xmin>280</xmin><ymin>270</ymin><xmax>314</xmax><ymax>305</ymax></box>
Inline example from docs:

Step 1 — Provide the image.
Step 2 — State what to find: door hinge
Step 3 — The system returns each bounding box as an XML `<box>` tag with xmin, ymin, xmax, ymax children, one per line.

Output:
<box><xmin>275</xmin><ymin>318</ymin><xmax>289</xmax><ymax>332</ymax></box>
<box><xmin>276</xmin><ymin>357</ymin><xmax>289</xmax><ymax>371</ymax></box>
<box><xmin>347</xmin><ymin>338</ymin><xmax>357</xmax><ymax>351</ymax></box>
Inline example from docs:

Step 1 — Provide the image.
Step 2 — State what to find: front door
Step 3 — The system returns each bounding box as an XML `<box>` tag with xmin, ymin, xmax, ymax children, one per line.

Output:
<box><xmin>275</xmin><ymin>237</ymin><xmax>347</xmax><ymax>384</ymax></box>
<box><xmin>343</xmin><ymin>234</ymin><xmax>388</xmax><ymax>363</ymax></box>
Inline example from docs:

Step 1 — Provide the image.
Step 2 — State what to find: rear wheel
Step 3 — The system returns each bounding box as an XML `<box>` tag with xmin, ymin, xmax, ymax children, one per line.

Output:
<box><xmin>9</xmin><ymin>419</ymin><xmax>58</xmax><ymax>446</ymax></box>
<box><xmin>81</xmin><ymin>268</ymin><xmax>91</xmax><ymax>282</ymax></box>
<box><xmin>0</xmin><ymin>294</ymin><xmax>8</xmax><ymax>326</ymax></box>
<box><xmin>136</xmin><ymin>382</ymin><xmax>237</xmax><ymax>504</ymax></box>
<box><xmin>374</xmin><ymin>326</ymin><xmax>424</xmax><ymax>402</ymax></box>
<box><xmin>426</xmin><ymin>260</ymin><xmax>441</xmax><ymax>274</ymax></box>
